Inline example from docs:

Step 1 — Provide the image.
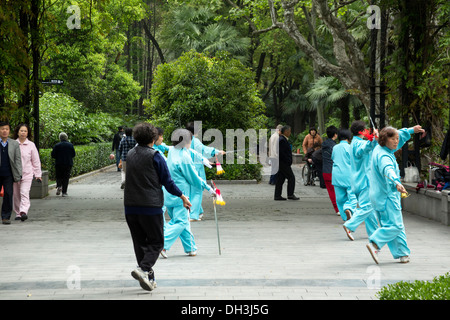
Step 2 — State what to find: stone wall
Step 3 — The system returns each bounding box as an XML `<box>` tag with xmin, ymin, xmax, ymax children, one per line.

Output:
<box><xmin>402</xmin><ymin>183</ymin><xmax>450</xmax><ymax>226</ymax></box>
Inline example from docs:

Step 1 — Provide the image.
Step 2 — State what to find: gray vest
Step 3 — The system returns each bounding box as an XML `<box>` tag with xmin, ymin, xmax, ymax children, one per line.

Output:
<box><xmin>124</xmin><ymin>145</ymin><xmax>163</xmax><ymax>208</ymax></box>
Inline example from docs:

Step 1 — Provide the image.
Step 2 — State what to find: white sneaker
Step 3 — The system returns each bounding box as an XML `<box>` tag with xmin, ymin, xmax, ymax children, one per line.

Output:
<box><xmin>343</xmin><ymin>225</ymin><xmax>354</xmax><ymax>241</ymax></box>
<box><xmin>336</xmin><ymin>211</ymin><xmax>341</xmax><ymax>216</ymax></box>
<box><xmin>366</xmin><ymin>242</ymin><xmax>380</xmax><ymax>264</ymax></box>
<box><xmin>399</xmin><ymin>256</ymin><xmax>410</xmax><ymax>263</ymax></box>
<box><xmin>187</xmin><ymin>251</ymin><xmax>197</xmax><ymax>256</ymax></box>
<box><xmin>160</xmin><ymin>249</ymin><xmax>168</xmax><ymax>258</ymax></box>
<box><xmin>131</xmin><ymin>268</ymin><xmax>156</xmax><ymax>291</ymax></box>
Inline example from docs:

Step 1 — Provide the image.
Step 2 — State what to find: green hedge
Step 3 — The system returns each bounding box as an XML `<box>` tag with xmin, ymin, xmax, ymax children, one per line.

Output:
<box><xmin>39</xmin><ymin>142</ymin><xmax>115</xmax><ymax>181</ymax></box>
<box><xmin>376</xmin><ymin>273</ymin><xmax>450</xmax><ymax>300</ymax></box>
<box><xmin>205</xmin><ymin>163</ymin><xmax>262</xmax><ymax>181</ymax></box>
<box><xmin>40</xmin><ymin>142</ymin><xmax>262</xmax><ymax>182</ymax></box>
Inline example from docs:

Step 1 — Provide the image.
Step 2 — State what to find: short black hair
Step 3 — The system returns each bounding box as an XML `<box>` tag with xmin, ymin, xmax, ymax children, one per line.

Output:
<box><xmin>133</xmin><ymin>123</ymin><xmax>157</xmax><ymax>145</ymax></box>
<box><xmin>309</xmin><ymin>127</ymin><xmax>317</xmax><ymax>134</ymax></box>
<box><xmin>13</xmin><ymin>123</ymin><xmax>32</xmax><ymax>140</ymax></box>
<box><xmin>326</xmin><ymin>126</ymin><xmax>338</xmax><ymax>139</ymax></box>
<box><xmin>338</xmin><ymin>129</ymin><xmax>352</xmax><ymax>141</ymax></box>
<box><xmin>186</xmin><ymin>122</ymin><xmax>200</xmax><ymax>135</ymax></box>
<box><xmin>156</xmin><ymin>127</ymin><xmax>164</xmax><ymax>136</ymax></box>
<box><xmin>350</xmin><ymin>120</ymin><xmax>366</xmax><ymax>136</ymax></box>
<box><xmin>0</xmin><ymin>120</ymin><xmax>10</xmax><ymax>128</ymax></box>
<box><xmin>124</xmin><ymin>127</ymin><xmax>133</xmax><ymax>136</ymax></box>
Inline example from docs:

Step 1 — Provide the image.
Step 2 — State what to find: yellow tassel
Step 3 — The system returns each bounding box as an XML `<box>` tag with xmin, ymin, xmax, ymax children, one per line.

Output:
<box><xmin>216</xmin><ymin>162</ymin><xmax>225</xmax><ymax>175</ymax></box>
<box><xmin>214</xmin><ymin>191</ymin><xmax>226</xmax><ymax>206</ymax></box>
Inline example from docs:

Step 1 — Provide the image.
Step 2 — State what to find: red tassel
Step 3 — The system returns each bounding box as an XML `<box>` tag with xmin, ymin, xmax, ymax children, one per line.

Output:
<box><xmin>358</xmin><ymin>129</ymin><xmax>375</xmax><ymax>141</ymax></box>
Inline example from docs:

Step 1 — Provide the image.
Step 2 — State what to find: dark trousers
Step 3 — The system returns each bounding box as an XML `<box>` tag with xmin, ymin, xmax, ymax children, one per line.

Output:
<box><xmin>125</xmin><ymin>213</ymin><xmax>164</xmax><ymax>274</ymax></box>
<box><xmin>115</xmin><ymin>149</ymin><xmax>121</xmax><ymax>170</ymax></box>
<box><xmin>316</xmin><ymin>167</ymin><xmax>325</xmax><ymax>188</ymax></box>
<box><xmin>55</xmin><ymin>165</ymin><xmax>72</xmax><ymax>193</ymax></box>
<box><xmin>274</xmin><ymin>164</ymin><xmax>296</xmax><ymax>198</ymax></box>
<box><xmin>0</xmin><ymin>175</ymin><xmax>13</xmax><ymax>220</ymax></box>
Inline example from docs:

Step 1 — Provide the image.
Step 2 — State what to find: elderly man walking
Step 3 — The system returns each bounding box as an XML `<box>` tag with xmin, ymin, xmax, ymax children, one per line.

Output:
<box><xmin>274</xmin><ymin>125</ymin><xmax>299</xmax><ymax>201</ymax></box>
<box><xmin>51</xmin><ymin>132</ymin><xmax>76</xmax><ymax>197</ymax></box>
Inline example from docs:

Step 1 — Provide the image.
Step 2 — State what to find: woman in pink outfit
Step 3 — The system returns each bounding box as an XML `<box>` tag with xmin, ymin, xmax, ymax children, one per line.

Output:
<box><xmin>13</xmin><ymin>124</ymin><xmax>42</xmax><ymax>221</ymax></box>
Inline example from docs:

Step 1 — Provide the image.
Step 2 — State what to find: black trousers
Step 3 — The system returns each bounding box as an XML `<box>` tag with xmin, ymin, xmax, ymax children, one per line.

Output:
<box><xmin>274</xmin><ymin>164</ymin><xmax>296</xmax><ymax>198</ymax></box>
<box><xmin>55</xmin><ymin>165</ymin><xmax>72</xmax><ymax>193</ymax></box>
<box><xmin>125</xmin><ymin>213</ymin><xmax>164</xmax><ymax>275</ymax></box>
<box><xmin>0</xmin><ymin>175</ymin><xmax>13</xmax><ymax>220</ymax></box>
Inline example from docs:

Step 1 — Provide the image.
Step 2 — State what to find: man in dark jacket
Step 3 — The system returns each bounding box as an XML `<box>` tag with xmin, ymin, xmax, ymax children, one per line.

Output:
<box><xmin>274</xmin><ymin>125</ymin><xmax>299</xmax><ymax>200</ymax></box>
<box><xmin>112</xmin><ymin>126</ymin><xmax>124</xmax><ymax>171</ymax></box>
<box><xmin>0</xmin><ymin>121</ymin><xmax>22</xmax><ymax>224</ymax></box>
<box><xmin>51</xmin><ymin>132</ymin><xmax>76</xmax><ymax>196</ymax></box>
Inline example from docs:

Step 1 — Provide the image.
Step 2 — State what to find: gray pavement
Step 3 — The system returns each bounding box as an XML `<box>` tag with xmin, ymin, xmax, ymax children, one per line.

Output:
<box><xmin>0</xmin><ymin>164</ymin><xmax>449</xmax><ymax>301</ymax></box>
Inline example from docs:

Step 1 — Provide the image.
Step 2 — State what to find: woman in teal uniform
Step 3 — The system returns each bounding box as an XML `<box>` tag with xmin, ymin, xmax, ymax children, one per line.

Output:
<box><xmin>342</xmin><ymin>121</ymin><xmax>379</xmax><ymax>240</ymax></box>
<box><xmin>331</xmin><ymin>129</ymin><xmax>357</xmax><ymax>222</ymax></box>
<box><xmin>367</xmin><ymin>126</ymin><xmax>424</xmax><ymax>264</ymax></box>
<box><xmin>162</xmin><ymin>129</ymin><xmax>215</xmax><ymax>258</ymax></box>
<box><xmin>186</xmin><ymin>123</ymin><xmax>225</xmax><ymax>221</ymax></box>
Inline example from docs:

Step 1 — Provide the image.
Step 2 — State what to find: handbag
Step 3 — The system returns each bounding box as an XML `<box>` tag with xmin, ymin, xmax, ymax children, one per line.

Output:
<box><xmin>404</xmin><ymin>161</ymin><xmax>420</xmax><ymax>183</ymax></box>
<box><xmin>419</xmin><ymin>126</ymin><xmax>432</xmax><ymax>148</ymax></box>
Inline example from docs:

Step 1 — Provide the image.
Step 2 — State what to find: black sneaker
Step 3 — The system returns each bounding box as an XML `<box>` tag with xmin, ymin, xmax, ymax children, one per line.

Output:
<box><xmin>288</xmin><ymin>195</ymin><xmax>300</xmax><ymax>200</ymax></box>
<box><xmin>20</xmin><ymin>212</ymin><xmax>28</xmax><ymax>221</ymax></box>
<box><xmin>274</xmin><ymin>196</ymin><xmax>287</xmax><ymax>200</ymax></box>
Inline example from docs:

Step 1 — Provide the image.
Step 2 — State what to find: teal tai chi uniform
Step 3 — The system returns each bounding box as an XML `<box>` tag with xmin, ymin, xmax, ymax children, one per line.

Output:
<box><xmin>331</xmin><ymin>140</ymin><xmax>357</xmax><ymax>221</ymax></box>
<box><xmin>163</xmin><ymin>146</ymin><xmax>213</xmax><ymax>253</ymax></box>
<box><xmin>189</xmin><ymin>136</ymin><xmax>219</xmax><ymax>220</ymax></box>
<box><xmin>343</xmin><ymin>135</ymin><xmax>379</xmax><ymax>236</ymax></box>
<box><xmin>368</xmin><ymin>128</ymin><xmax>415</xmax><ymax>259</ymax></box>
<box><xmin>344</xmin><ymin>128</ymin><xmax>414</xmax><ymax>237</ymax></box>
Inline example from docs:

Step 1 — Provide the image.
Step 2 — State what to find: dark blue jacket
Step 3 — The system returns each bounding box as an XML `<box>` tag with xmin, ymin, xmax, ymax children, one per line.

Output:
<box><xmin>51</xmin><ymin>141</ymin><xmax>76</xmax><ymax>166</ymax></box>
<box><xmin>279</xmin><ymin>135</ymin><xmax>292</xmax><ymax>167</ymax></box>
<box><xmin>321</xmin><ymin>138</ymin><xmax>336</xmax><ymax>174</ymax></box>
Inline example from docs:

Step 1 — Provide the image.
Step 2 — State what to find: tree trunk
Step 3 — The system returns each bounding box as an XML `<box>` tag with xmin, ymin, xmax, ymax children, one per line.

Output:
<box><xmin>31</xmin><ymin>0</ymin><xmax>40</xmax><ymax>149</ymax></box>
<box><xmin>259</xmin><ymin>0</ymin><xmax>371</xmax><ymax>114</ymax></box>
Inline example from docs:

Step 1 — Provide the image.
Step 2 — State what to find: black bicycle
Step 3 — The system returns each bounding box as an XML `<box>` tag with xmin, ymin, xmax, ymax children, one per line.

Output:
<box><xmin>301</xmin><ymin>161</ymin><xmax>318</xmax><ymax>186</ymax></box>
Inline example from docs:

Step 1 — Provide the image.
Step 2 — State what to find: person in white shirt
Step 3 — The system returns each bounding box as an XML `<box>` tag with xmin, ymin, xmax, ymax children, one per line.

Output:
<box><xmin>268</xmin><ymin>125</ymin><xmax>282</xmax><ymax>185</ymax></box>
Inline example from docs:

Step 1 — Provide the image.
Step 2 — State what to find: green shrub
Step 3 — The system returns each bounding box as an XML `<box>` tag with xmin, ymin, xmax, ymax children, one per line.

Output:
<box><xmin>145</xmin><ymin>50</ymin><xmax>267</xmax><ymax>140</ymax></box>
<box><xmin>205</xmin><ymin>163</ymin><xmax>262</xmax><ymax>182</ymax></box>
<box><xmin>376</xmin><ymin>273</ymin><xmax>450</xmax><ymax>300</ymax></box>
<box><xmin>40</xmin><ymin>142</ymin><xmax>115</xmax><ymax>181</ymax></box>
<box><xmin>39</xmin><ymin>92</ymin><xmax>126</xmax><ymax>149</ymax></box>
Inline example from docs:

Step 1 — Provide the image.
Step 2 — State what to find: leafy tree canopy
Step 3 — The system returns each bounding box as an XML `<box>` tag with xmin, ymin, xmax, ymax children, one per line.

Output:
<box><xmin>145</xmin><ymin>50</ymin><xmax>267</xmax><ymax>138</ymax></box>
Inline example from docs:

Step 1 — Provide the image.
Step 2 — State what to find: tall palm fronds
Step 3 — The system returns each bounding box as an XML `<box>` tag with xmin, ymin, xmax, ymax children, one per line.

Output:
<box><xmin>161</xmin><ymin>5</ymin><xmax>250</xmax><ymax>61</ymax></box>
<box><xmin>306</xmin><ymin>76</ymin><xmax>363</xmax><ymax>128</ymax></box>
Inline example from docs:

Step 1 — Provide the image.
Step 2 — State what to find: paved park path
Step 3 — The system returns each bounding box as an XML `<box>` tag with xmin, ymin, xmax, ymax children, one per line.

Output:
<box><xmin>0</xmin><ymin>164</ymin><xmax>449</xmax><ymax>301</ymax></box>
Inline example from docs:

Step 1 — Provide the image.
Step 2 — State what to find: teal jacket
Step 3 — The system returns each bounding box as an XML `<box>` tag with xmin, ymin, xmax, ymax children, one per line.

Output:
<box><xmin>368</xmin><ymin>128</ymin><xmax>414</xmax><ymax>211</ymax></box>
<box><xmin>350</xmin><ymin>136</ymin><xmax>378</xmax><ymax>194</ymax></box>
<box><xmin>163</xmin><ymin>147</ymin><xmax>211</xmax><ymax>208</ymax></box>
<box><xmin>331</xmin><ymin>140</ymin><xmax>352</xmax><ymax>187</ymax></box>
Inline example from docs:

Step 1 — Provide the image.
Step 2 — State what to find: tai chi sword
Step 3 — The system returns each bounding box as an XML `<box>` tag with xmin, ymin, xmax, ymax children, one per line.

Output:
<box><xmin>211</xmin><ymin>180</ymin><xmax>224</xmax><ymax>255</ymax></box>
